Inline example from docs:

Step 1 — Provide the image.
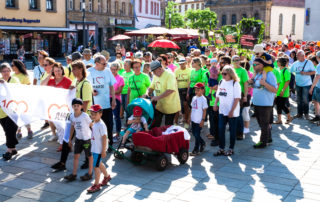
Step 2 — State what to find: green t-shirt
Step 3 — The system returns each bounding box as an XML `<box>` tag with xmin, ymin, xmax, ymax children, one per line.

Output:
<box><xmin>121</xmin><ymin>71</ymin><xmax>134</xmax><ymax>94</ymax></box>
<box><xmin>202</xmin><ymin>71</ymin><xmax>210</xmax><ymax>96</ymax></box>
<box><xmin>208</xmin><ymin>52</ymin><xmax>213</xmax><ymax>59</ymax></box>
<box><xmin>118</xmin><ymin>69</ymin><xmax>125</xmax><ymax>76</ymax></box>
<box><xmin>277</xmin><ymin>68</ymin><xmax>291</xmax><ymax>98</ymax></box>
<box><xmin>273</xmin><ymin>68</ymin><xmax>281</xmax><ymax>84</ymax></box>
<box><xmin>234</xmin><ymin>67</ymin><xmax>249</xmax><ymax>94</ymax></box>
<box><xmin>128</xmin><ymin>73</ymin><xmax>151</xmax><ymax>102</ymax></box>
<box><xmin>209</xmin><ymin>74</ymin><xmax>223</xmax><ymax>106</ymax></box>
<box><xmin>190</xmin><ymin>68</ymin><xmax>204</xmax><ymax>88</ymax></box>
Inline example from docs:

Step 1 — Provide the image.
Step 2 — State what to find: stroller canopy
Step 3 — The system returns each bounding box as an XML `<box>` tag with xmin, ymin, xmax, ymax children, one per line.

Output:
<box><xmin>127</xmin><ymin>98</ymin><xmax>154</xmax><ymax>124</ymax></box>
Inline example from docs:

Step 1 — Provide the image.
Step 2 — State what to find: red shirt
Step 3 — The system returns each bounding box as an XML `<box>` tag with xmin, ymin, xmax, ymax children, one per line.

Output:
<box><xmin>47</xmin><ymin>76</ymin><xmax>72</xmax><ymax>89</ymax></box>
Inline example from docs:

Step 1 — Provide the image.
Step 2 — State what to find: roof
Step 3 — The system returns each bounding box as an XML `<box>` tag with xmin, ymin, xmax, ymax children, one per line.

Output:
<box><xmin>272</xmin><ymin>0</ymin><xmax>305</xmax><ymax>7</ymax></box>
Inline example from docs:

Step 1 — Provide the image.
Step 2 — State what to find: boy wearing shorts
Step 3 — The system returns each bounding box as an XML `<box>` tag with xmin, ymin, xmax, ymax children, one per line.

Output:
<box><xmin>64</xmin><ymin>98</ymin><xmax>93</xmax><ymax>182</ymax></box>
<box><xmin>87</xmin><ymin>104</ymin><xmax>111</xmax><ymax>193</ymax></box>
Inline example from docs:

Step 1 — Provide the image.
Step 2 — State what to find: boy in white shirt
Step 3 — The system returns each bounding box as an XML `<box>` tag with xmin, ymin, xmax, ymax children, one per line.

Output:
<box><xmin>190</xmin><ymin>83</ymin><xmax>208</xmax><ymax>156</ymax></box>
<box><xmin>87</xmin><ymin>104</ymin><xmax>111</xmax><ymax>193</ymax></box>
<box><xmin>64</xmin><ymin>98</ymin><xmax>93</xmax><ymax>182</ymax></box>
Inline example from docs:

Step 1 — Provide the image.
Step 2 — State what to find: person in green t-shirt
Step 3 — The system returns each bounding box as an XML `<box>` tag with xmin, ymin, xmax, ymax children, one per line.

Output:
<box><xmin>274</xmin><ymin>57</ymin><xmax>292</xmax><ymax>124</ymax></box>
<box><xmin>273</xmin><ymin>67</ymin><xmax>281</xmax><ymax>85</ymax></box>
<box><xmin>120</xmin><ymin>59</ymin><xmax>134</xmax><ymax>118</ymax></box>
<box><xmin>126</xmin><ymin>59</ymin><xmax>151</xmax><ymax>105</ymax></box>
<box><xmin>187</xmin><ymin>58</ymin><xmax>204</xmax><ymax>105</ymax></box>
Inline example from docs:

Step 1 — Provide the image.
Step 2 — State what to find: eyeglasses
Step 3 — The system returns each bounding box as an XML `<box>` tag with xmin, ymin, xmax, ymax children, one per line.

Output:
<box><xmin>220</xmin><ymin>62</ymin><xmax>225</xmax><ymax>64</ymax></box>
<box><xmin>1</xmin><ymin>70</ymin><xmax>10</xmax><ymax>73</ymax></box>
<box><xmin>99</xmin><ymin>63</ymin><xmax>107</xmax><ymax>66</ymax></box>
<box><xmin>232</xmin><ymin>59</ymin><xmax>240</xmax><ymax>62</ymax></box>
<box><xmin>222</xmin><ymin>72</ymin><xmax>228</xmax><ymax>76</ymax></box>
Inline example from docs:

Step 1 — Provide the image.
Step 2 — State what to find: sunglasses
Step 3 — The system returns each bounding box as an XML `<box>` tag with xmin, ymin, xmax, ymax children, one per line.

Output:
<box><xmin>253</xmin><ymin>63</ymin><xmax>259</xmax><ymax>67</ymax></box>
<box><xmin>43</xmin><ymin>64</ymin><xmax>49</xmax><ymax>67</ymax></box>
<box><xmin>99</xmin><ymin>63</ymin><xmax>107</xmax><ymax>66</ymax></box>
<box><xmin>220</xmin><ymin>62</ymin><xmax>225</xmax><ymax>64</ymax></box>
<box><xmin>233</xmin><ymin>59</ymin><xmax>240</xmax><ymax>62</ymax></box>
<box><xmin>222</xmin><ymin>72</ymin><xmax>228</xmax><ymax>76</ymax></box>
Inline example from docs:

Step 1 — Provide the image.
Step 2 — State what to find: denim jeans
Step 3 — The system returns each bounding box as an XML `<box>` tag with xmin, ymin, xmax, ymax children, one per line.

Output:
<box><xmin>208</xmin><ymin>106</ymin><xmax>219</xmax><ymax>141</ymax></box>
<box><xmin>112</xmin><ymin>99</ymin><xmax>121</xmax><ymax>133</ymax></box>
<box><xmin>296</xmin><ymin>85</ymin><xmax>311</xmax><ymax>115</ymax></box>
<box><xmin>121</xmin><ymin>94</ymin><xmax>127</xmax><ymax>112</ymax></box>
<box><xmin>191</xmin><ymin>122</ymin><xmax>205</xmax><ymax>151</ymax></box>
<box><xmin>236</xmin><ymin>107</ymin><xmax>244</xmax><ymax>135</ymax></box>
<box><xmin>218</xmin><ymin>114</ymin><xmax>237</xmax><ymax>150</ymax></box>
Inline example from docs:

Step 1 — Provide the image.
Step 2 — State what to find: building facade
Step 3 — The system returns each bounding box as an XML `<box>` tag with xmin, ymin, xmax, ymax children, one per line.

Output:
<box><xmin>0</xmin><ymin>0</ymin><xmax>69</xmax><ymax>59</ymax></box>
<box><xmin>68</xmin><ymin>0</ymin><xmax>135</xmax><ymax>52</ymax></box>
<box><xmin>174</xmin><ymin>0</ymin><xmax>205</xmax><ymax>16</ymax></box>
<box><xmin>303</xmin><ymin>0</ymin><xmax>320</xmax><ymax>41</ymax></box>
<box><xmin>134</xmin><ymin>0</ymin><xmax>162</xmax><ymax>29</ymax></box>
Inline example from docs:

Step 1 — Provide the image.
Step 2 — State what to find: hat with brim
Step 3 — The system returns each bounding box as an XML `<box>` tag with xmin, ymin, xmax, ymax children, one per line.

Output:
<box><xmin>253</xmin><ymin>44</ymin><xmax>264</xmax><ymax>53</ymax></box>
<box><xmin>131</xmin><ymin>59</ymin><xmax>142</xmax><ymax>67</ymax></box>
<box><xmin>89</xmin><ymin>104</ymin><xmax>102</xmax><ymax>112</ymax></box>
<box><xmin>150</xmin><ymin>60</ymin><xmax>162</xmax><ymax>71</ymax></box>
<box><xmin>194</xmin><ymin>82</ymin><xmax>205</xmax><ymax>89</ymax></box>
<box><xmin>178</xmin><ymin>58</ymin><xmax>186</xmax><ymax>64</ymax></box>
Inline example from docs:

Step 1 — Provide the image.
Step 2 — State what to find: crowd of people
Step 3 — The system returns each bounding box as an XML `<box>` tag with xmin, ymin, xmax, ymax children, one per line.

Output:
<box><xmin>0</xmin><ymin>40</ymin><xmax>320</xmax><ymax>193</ymax></box>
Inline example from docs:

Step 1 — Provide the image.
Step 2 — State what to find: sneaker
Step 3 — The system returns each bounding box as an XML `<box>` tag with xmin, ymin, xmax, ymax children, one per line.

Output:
<box><xmin>80</xmin><ymin>173</ymin><xmax>92</xmax><ymax>181</ymax></box>
<box><xmin>48</xmin><ymin>135</ymin><xmax>58</xmax><ymax>142</ymax></box>
<box><xmin>27</xmin><ymin>131</ymin><xmax>33</xmax><ymax>139</ymax></box>
<box><xmin>293</xmin><ymin>114</ymin><xmax>303</xmax><ymax>119</ymax></box>
<box><xmin>253</xmin><ymin>142</ymin><xmax>267</xmax><ymax>149</ymax></box>
<box><xmin>87</xmin><ymin>184</ymin><xmax>101</xmax><ymax>193</ymax></box>
<box><xmin>51</xmin><ymin>162</ymin><xmax>66</xmax><ymax>171</ymax></box>
<box><xmin>310</xmin><ymin>116</ymin><xmax>320</xmax><ymax>122</ymax></box>
<box><xmin>237</xmin><ymin>133</ymin><xmax>244</xmax><ymax>140</ymax></box>
<box><xmin>81</xmin><ymin>161</ymin><xmax>89</xmax><ymax>169</ymax></box>
<box><xmin>2</xmin><ymin>152</ymin><xmax>12</xmax><ymax>161</ymax></box>
<box><xmin>64</xmin><ymin>174</ymin><xmax>77</xmax><ymax>182</ymax></box>
<box><xmin>100</xmin><ymin>175</ymin><xmax>111</xmax><ymax>186</ymax></box>
<box><xmin>243</xmin><ymin>128</ymin><xmax>250</xmax><ymax>134</ymax></box>
<box><xmin>41</xmin><ymin>122</ymin><xmax>50</xmax><ymax>130</ymax></box>
<box><xmin>267</xmin><ymin>138</ymin><xmax>273</xmax><ymax>144</ymax></box>
<box><xmin>190</xmin><ymin>150</ymin><xmax>200</xmax><ymax>156</ymax></box>
<box><xmin>210</xmin><ymin>140</ymin><xmax>219</xmax><ymax>147</ymax></box>
<box><xmin>16</xmin><ymin>133</ymin><xmax>22</xmax><ymax>139</ymax></box>
<box><xmin>200</xmin><ymin>143</ymin><xmax>206</xmax><ymax>153</ymax></box>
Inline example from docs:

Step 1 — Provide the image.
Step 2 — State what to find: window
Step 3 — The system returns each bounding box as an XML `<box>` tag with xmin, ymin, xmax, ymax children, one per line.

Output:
<box><xmin>145</xmin><ymin>0</ymin><xmax>148</xmax><ymax>14</ymax></box>
<box><xmin>231</xmin><ymin>14</ymin><xmax>236</xmax><ymax>24</ymax></box>
<box><xmin>6</xmin><ymin>0</ymin><xmax>17</xmax><ymax>8</ymax></box>
<box><xmin>107</xmin><ymin>0</ymin><xmax>111</xmax><ymax>13</ymax></box>
<box><xmin>154</xmin><ymin>3</ymin><xmax>156</xmax><ymax>15</ymax></box>
<box><xmin>69</xmin><ymin>0</ymin><xmax>73</xmax><ymax>10</ymax></box>
<box><xmin>306</xmin><ymin>8</ymin><xmax>310</xmax><ymax>25</ymax></box>
<box><xmin>29</xmin><ymin>0</ymin><xmax>39</xmax><ymax>9</ymax></box>
<box><xmin>222</xmin><ymin>15</ymin><xmax>227</xmax><ymax>26</ymax></box>
<box><xmin>46</xmin><ymin>0</ymin><xmax>55</xmax><ymax>11</ymax></box>
<box><xmin>179</xmin><ymin>5</ymin><xmax>181</xmax><ymax>12</ymax></box>
<box><xmin>279</xmin><ymin>14</ymin><xmax>283</xmax><ymax>35</ymax></box>
<box><xmin>115</xmin><ymin>1</ymin><xmax>119</xmax><ymax>15</ymax></box>
<box><xmin>156</xmin><ymin>3</ymin><xmax>158</xmax><ymax>15</ymax></box>
<box><xmin>291</xmin><ymin>14</ymin><xmax>296</xmax><ymax>35</ymax></box>
<box><xmin>157</xmin><ymin>4</ymin><xmax>159</xmax><ymax>15</ymax></box>
<box><xmin>242</xmin><ymin>13</ymin><xmax>247</xmax><ymax>19</ymax></box>
<box><xmin>88</xmin><ymin>0</ymin><xmax>92</xmax><ymax>12</ymax></box>
<box><xmin>122</xmin><ymin>2</ymin><xmax>126</xmax><ymax>15</ymax></box>
<box><xmin>191</xmin><ymin>4</ymin><xmax>194</xmax><ymax>9</ymax></box>
<box><xmin>196</xmin><ymin>3</ymin><xmax>199</xmax><ymax>9</ymax></box>
<box><xmin>254</xmin><ymin>12</ymin><xmax>259</xmax><ymax>20</ymax></box>
<box><xmin>139</xmin><ymin>0</ymin><xmax>142</xmax><ymax>13</ymax></box>
<box><xmin>185</xmin><ymin>4</ymin><xmax>187</xmax><ymax>11</ymax></box>
<box><xmin>98</xmin><ymin>0</ymin><xmax>102</xmax><ymax>13</ymax></box>
<box><xmin>151</xmin><ymin>1</ymin><xmax>153</xmax><ymax>15</ymax></box>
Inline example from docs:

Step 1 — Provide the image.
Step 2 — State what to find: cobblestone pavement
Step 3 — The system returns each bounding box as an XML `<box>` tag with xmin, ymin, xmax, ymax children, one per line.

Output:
<box><xmin>0</xmin><ymin>101</ymin><xmax>320</xmax><ymax>202</ymax></box>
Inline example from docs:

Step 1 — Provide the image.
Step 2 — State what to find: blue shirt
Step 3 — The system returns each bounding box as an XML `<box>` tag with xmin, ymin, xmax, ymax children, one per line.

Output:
<box><xmin>33</xmin><ymin>65</ymin><xmax>45</xmax><ymax>85</ymax></box>
<box><xmin>316</xmin><ymin>63</ymin><xmax>320</xmax><ymax>89</ymax></box>
<box><xmin>252</xmin><ymin>72</ymin><xmax>277</xmax><ymax>106</ymax></box>
<box><xmin>290</xmin><ymin>60</ymin><xmax>316</xmax><ymax>87</ymax></box>
<box><xmin>87</xmin><ymin>67</ymin><xmax>116</xmax><ymax>109</ymax></box>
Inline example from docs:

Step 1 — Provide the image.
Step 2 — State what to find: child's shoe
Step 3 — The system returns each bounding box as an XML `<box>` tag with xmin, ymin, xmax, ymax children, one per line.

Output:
<box><xmin>100</xmin><ymin>175</ymin><xmax>111</xmax><ymax>186</ymax></box>
<box><xmin>64</xmin><ymin>174</ymin><xmax>77</xmax><ymax>182</ymax></box>
<box><xmin>87</xmin><ymin>184</ymin><xmax>101</xmax><ymax>193</ymax></box>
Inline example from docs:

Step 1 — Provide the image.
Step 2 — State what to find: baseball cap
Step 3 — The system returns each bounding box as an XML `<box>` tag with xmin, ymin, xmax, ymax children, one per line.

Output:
<box><xmin>134</xmin><ymin>52</ymin><xmax>143</xmax><ymax>59</ymax></box>
<box><xmin>72</xmin><ymin>98</ymin><xmax>83</xmax><ymax>105</ymax></box>
<box><xmin>194</xmin><ymin>82</ymin><xmax>205</xmax><ymax>89</ymax></box>
<box><xmin>178</xmin><ymin>57</ymin><xmax>186</xmax><ymax>64</ymax></box>
<box><xmin>89</xmin><ymin>104</ymin><xmax>102</xmax><ymax>112</ymax></box>
<box><xmin>133</xmin><ymin>106</ymin><xmax>143</xmax><ymax>117</ymax></box>
<box><xmin>126</xmin><ymin>52</ymin><xmax>133</xmax><ymax>58</ymax></box>
<box><xmin>66</xmin><ymin>55</ymin><xmax>72</xmax><ymax>60</ymax></box>
<box><xmin>150</xmin><ymin>60</ymin><xmax>162</xmax><ymax>71</ymax></box>
<box><xmin>253</xmin><ymin>44</ymin><xmax>264</xmax><ymax>53</ymax></box>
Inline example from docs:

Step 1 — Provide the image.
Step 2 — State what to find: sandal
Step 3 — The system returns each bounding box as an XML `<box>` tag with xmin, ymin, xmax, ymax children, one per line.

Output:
<box><xmin>80</xmin><ymin>173</ymin><xmax>92</xmax><ymax>181</ymax></box>
<box><xmin>274</xmin><ymin>120</ymin><xmax>283</xmax><ymax>124</ymax></box>
<box><xmin>87</xmin><ymin>184</ymin><xmax>101</xmax><ymax>193</ymax></box>
<box><xmin>285</xmin><ymin>117</ymin><xmax>293</xmax><ymax>124</ymax></box>
<box><xmin>213</xmin><ymin>149</ymin><xmax>225</xmax><ymax>156</ymax></box>
<box><xmin>225</xmin><ymin>149</ymin><xmax>234</xmax><ymax>156</ymax></box>
<box><xmin>2</xmin><ymin>152</ymin><xmax>12</xmax><ymax>161</ymax></box>
<box><xmin>64</xmin><ymin>174</ymin><xmax>77</xmax><ymax>182</ymax></box>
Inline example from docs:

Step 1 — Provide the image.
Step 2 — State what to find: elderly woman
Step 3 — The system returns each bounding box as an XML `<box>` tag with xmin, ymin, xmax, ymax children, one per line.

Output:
<box><xmin>110</xmin><ymin>62</ymin><xmax>124</xmax><ymax>141</ymax></box>
<box><xmin>0</xmin><ymin>63</ymin><xmax>20</xmax><ymax>161</ymax></box>
<box><xmin>126</xmin><ymin>59</ymin><xmax>151</xmax><ymax>105</ymax></box>
<box><xmin>41</xmin><ymin>61</ymin><xmax>72</xmax><ymax>150</ymax></box>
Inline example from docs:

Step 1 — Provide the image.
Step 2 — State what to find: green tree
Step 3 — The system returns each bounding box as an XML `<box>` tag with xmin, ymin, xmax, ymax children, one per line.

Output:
<box><xmin>165</xmin><ymin>1</ymin><xmax>185</xmax><ymax>29</ymax></box>
<box><xmin>185</xmin><ymin>9</ymin><xmax>218</xmax><ymax>32</ymax></box>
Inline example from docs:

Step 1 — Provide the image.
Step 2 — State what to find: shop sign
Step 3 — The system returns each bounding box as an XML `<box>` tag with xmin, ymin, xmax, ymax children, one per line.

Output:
<box><xmin>116</xmin><ymin>19</ymin><xmax>133</xmax><ymax>25</ymax></box>
<box><xmin>0</xmin><ymin>17</ymin><xmax>40</xmax><ymax>24</ymax></box>
<box><xmin>109</xmin><ymin>17</ymin><xmax>115</xmax><ymax>26</ymax></box>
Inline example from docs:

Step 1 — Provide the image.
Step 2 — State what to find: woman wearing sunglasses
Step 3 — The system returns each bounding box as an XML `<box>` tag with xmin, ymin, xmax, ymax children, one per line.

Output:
<box><xmin>213</xmin><ymin>66</ymin><xmax>241</xmax><ymax>156</ymax></box>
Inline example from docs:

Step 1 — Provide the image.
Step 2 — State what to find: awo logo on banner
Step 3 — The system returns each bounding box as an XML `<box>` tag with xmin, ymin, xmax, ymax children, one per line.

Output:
<box><xmin>0</xmin><ymin>83</ymin><xmax>75</xmax><ymax>127</ymax></box>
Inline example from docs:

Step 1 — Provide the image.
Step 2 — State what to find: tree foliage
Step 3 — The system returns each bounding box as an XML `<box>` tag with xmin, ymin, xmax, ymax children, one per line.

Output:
<box><xmin>165</xmin><ymin>1</ymin><xmax>185</xmax><ymax>29</ymax></box>
<box><xmin>185</xmin><ymin>9</ymin><xmax>218</xmax><ymax>31</ymax></box>
<box><xmin>238</xmin><ymin>17</ymin><xmax>265</xmax><ymax>43</ymax></box>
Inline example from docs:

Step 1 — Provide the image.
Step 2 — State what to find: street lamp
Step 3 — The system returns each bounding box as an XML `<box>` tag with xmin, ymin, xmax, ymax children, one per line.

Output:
<box><xmin>82</xmin><ymin>1</ymin><xmax>86</xmax><ymax>48</ymax></box>
<box><xmin>169</xmin><ymin>13</ymin><xmax>172</xmax><ymax>29</ymax></box>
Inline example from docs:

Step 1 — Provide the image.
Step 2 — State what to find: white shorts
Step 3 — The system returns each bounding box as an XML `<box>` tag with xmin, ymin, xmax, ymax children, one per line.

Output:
<box><xmin>242</xmin><ymin>106</ymin><xmax>250</xmax><ymax>122</ymax></box>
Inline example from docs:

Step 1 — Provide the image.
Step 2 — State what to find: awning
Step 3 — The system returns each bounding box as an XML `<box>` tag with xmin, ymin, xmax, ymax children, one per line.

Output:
<box><xmin>116</xmin><ymin>26</ymin><xmax>138</xmax><ymax>31</ymax></box>
<box><xmin>0</xmin><ymin>26</ymin><xmax>76</xmax><ymax>32</ymax></box>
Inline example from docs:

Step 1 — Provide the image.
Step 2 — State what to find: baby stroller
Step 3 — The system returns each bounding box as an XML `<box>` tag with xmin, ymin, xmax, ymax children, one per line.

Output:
<box><xmin>111</xmin><ymin>98</ymin><xmax>189</xmax><ymax>171</ymax></box>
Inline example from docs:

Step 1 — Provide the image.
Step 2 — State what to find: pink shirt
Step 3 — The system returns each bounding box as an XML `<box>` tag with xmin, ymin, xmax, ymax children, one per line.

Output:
<box><xmin>167</xmin><ymin>63</ymin><xmax>177</xmax><ymax>72</ymax></box>
<box><xmin>111</xmin><ymin>74</ymin><xmax>124</xmax><ymax>102</ymax></box>
<box><xmin>247</xmin><ymin>71</ymin><xmax>253</xmax><ymax>96</ymax></box>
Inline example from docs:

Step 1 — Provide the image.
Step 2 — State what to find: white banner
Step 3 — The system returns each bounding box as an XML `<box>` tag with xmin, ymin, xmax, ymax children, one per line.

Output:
<box><xmin>0</xmin><ymin>83</ymin><xmax>75</xmax><ymax>127</ymax></box>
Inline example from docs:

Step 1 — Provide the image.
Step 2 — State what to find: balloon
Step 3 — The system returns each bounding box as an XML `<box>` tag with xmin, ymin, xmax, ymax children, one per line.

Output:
<box><xmin>277</xmin><ymin>41</ymin><xmax>282</xmax><ymax>45</ymax></box>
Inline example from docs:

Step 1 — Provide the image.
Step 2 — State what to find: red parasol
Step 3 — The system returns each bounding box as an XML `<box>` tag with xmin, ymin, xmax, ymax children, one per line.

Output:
<box><xmin>109</xmin><ymin>34</ymin><xmax>131</xmax><ymax>41</ymax></box>
<box><xmin>148</xmin><ymin>39</ymin><xmax>180</xmax><ymax>49</ymax></box>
